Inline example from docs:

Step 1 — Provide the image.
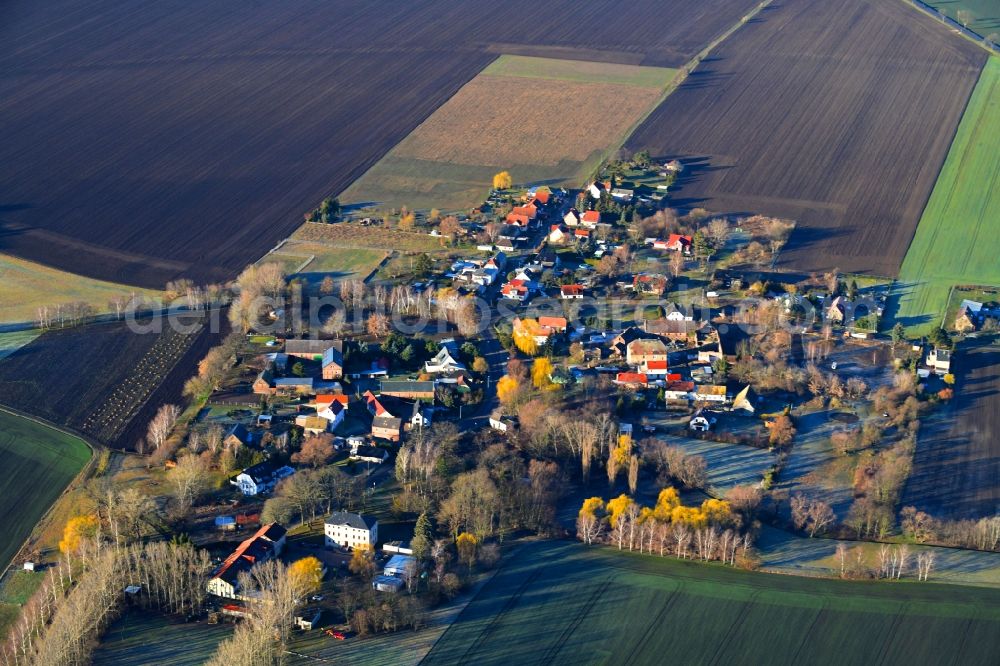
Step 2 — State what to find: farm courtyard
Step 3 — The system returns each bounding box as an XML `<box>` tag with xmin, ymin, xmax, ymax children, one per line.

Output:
<box><xmin>423</xmin><ymin>540</ymin><xmax>1000</xmax><ymax>666</ymax></box>
<box><xmin>340</xmin><ymin>55</ymin><xmax>677</xmax><ymax>212</ymax></box>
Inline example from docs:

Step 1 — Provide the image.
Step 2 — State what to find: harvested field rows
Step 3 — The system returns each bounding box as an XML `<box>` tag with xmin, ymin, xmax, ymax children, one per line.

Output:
<box><xmin>424</xmin><ymin>540</ymin><xmax>1000</xmax><ymax>666</ymax></box>
<box><xmin>343</xmin><ymin>56</ymin><xmax>676</xmax><ymax>211</ymax></box>
<box><xmin>893</xmin><ymin>57</ymin><xmax>1000</xmax><ymax>334</ymax></box>
<box><xmin>625</xmin><ymin>0</ymin><xmax>986</xmax><ymax>277</ymax></box>
<box><xmin>0</xmin><ymin>0</ymin><xmax>758</xmax><ymax>287</ymax></box>
<box><xmin>0</xmin><ymin>313</ymin><xmax>221</xmax><ymax>449</ymax></box>
<box><xmin>903</xmin><ymin>338</ymin><xmax>1000</xmax><ymax>519</ymax></box>
<box><xmin>292</xmin><ymin>223</ymin><xmax>446</xmax><ymax>253</ymax></box>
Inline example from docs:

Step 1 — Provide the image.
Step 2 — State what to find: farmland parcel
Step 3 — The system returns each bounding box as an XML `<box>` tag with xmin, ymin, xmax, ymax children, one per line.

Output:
<box><xmin>342</xmin><ymin>56</ymin><xmax>678</xmax><ymax>212</ymax></box>
<box><xmin>0</xmin><ymin>0</ymin><xmax>758</xmax><ymax>287</ymax></box>
<box><xmin>624</xmin><ymin>0</ymin><xmax>986</xmax><ymax>277</ymax></box>
<box><xmin>0</xmin><ymin>410</ymin><xmax>91</xmax><ymax>570</ymax></box>
<box><xmin>893</xmin><ymin>57</ymin><xmax>1000</xmax><ymax>333</ymax></box>
<box><xmin>424</xmin><ymin>541</ymin><xmax>1000</xmax><ymax>666</ymax></box>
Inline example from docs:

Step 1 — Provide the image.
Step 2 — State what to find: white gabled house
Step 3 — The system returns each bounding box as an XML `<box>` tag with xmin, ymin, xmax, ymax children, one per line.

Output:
<box><xmin>425</xmin><ymin>339</ymin><xmax>466</xmax><ymax>374</ymax></box>
<box><xmin>232</xmin><ymin>461</ymin><xmax>294</xmax><ymax>496</ymax></box>
<box><xmin>324</xmin><ymin>511</ymin><xmax>378</xmax><ymax>550</ymax></box>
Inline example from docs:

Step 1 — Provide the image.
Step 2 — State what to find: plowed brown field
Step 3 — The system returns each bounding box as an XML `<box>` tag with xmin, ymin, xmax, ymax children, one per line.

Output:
<box><xmin>0</xmin><ymin>0</ymin><xmax>759</xmax><ymax>287</ymax></box>
<box><xmin>625</xmin><ymin>0</ymin><xmax>986</xmax><ymax>277</ymax></box>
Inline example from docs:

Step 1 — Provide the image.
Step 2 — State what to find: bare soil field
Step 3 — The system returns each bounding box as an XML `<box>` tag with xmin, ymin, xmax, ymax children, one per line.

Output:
<box><xmin>343</xmin><ymin>57</ymin><xmax>675</xmax><ymax>211</ymax></box>
<box><xmin>0</xmin><ymin>313</ymin><xmax>222</xmax><ymax>449</ymax></box>
<box><xmin>903</xmin><ymin>338</ymin><xmax>1000</xmax><ymax>519</ymax></box>
<box><xmin>624</xmin><ymin>0</ymin><xmax>986</xmax><ymax>277</ymax></box>
<box><xmin>0</xmin><ymin>0</ymin><xmax>758</xmax><ymax>287</ymax></box>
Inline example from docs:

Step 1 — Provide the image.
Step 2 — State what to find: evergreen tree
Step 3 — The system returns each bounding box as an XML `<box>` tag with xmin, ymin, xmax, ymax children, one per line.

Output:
<box><xmin>412</xmin><ymin>512</ymin><xmax>433</xmax><ymax>560</ymax></box>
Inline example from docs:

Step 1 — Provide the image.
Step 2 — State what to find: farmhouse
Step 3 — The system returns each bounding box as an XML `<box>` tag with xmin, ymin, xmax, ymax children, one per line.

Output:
<box><xmin>371</xmin><ymin>415</ymin><xmax>403</xmax><ymax>442</ymax></box>
<box><xmin>954</xmin><ymin>301</ymin><xmax>982</xmax><ymax>332</ymax></box>
<box><xmin>643</xmin><ymin>318</ymin><xmax>700</xmax><ymax>343</ymax></box>
<box><xmin>232</xmin><ymin>461</ymin><xmax>295</xmax><ymax>496</ymax></box>
<box><xmin>560</xmin><ymin>284</ymin><xmax>585</xmax><ymax>299</ymax></box>
<box><xmin>324</xmin><ymin>511</ymin><xmax>377</xmax><ymax>550</ymax></box>
<box><xmin>665</xmin><ymin>380</ymin><xmax>695</xmax><ymax>401</ymax></box>
<box><xmin>626</xmin><ymin>338</ymin><xmax>668</xmax><ymax>366</ymax></box>
<box><xmin>563</xmin><ymin>209</ymin><xmax>582</xmax><ymax>227</ymax></box>
<box><xmin>207</xmin><ymin>524</ymin><xmax>287</xmax><ymax>599</ymax></box>
<box><xmin>224</xmin><ymin>424</ymin><xmax>252</xmax><ymax>449</ymax></box>
<box><xmin>653</xmin><ymin>234</ymin><xmax>692</xmax><ymax>254</ymax></box>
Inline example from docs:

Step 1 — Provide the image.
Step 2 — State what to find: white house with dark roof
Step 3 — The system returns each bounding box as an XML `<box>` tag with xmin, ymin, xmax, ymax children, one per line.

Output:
<box><xmin>425</xmin><ymin>339</ymin><xmax>466</xmax><ymax>374</ymax></box>
<box><xmin>324</xmin><ymin>512</ymin><xmax>378</xmax><ymax>550</ymax></box>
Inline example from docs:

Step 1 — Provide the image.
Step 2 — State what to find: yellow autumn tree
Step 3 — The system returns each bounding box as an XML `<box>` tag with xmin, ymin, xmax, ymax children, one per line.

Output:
<box><xmin>532</xmin><ymin>357</ymin><xmax>554</xmax><ymax>389</ymax></box>
<box><xmin>512</xmin><ymin>322</ymin><xmax>539</xmax><ymax>356</ymax></box>
<box><xmin>670</xmin><ymin>505</ymin><xmax>707</xmax><ymax>529</ymax></box>
<box><xmin>288</xmin><ymin>556</ymin><xmax>324</xmax><ymax>596</ymax></box>
<box><xmin>653</xmin><ymin>487</ymin><xmax>681</xmax><ymax>521</ymax></box>
<box><xmin>497</xmin><ymin>375</ymin><xmax>522</xmax><ymax>409</ymax></box>
<box><xmin>399</xmin><ymin>211</ymin><xmax>416</xmax><ymax>231</ymax></box>
<box><xmin>701</xmin><ymin>498</ymin><xmax>733</xmax><ymax>525</ymax></box>
<box><xmin>59</xmin><ymin>514</ymin><xmax>100</xmax><ymax>554</ymax></box>
<box><xmin>579</xmin><ymin>497</ymin><xmax>605</xmax><ymax>519</ymax></box>
<box><xmin>456</xmin><ymin>532</ymin><xmax>478</xmax><ymax>570</ymax></box>
<box><xmin>606</xmin><ymin>494</ymin><xmax>634</xmax><ymax>527</ymax></box>
<box><xmin>492</xmin><ymin>170</ymin><xmax>513</xmax><ymax>190</ymax></box>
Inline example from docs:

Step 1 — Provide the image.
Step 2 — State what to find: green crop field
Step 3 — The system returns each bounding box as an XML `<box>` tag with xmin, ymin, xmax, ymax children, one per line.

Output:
<box><xmin>423</xmin><ymin>540</ymin><xmax>1000</xmax><ymax>666</ymax></box>
<box><xmin>894</xmin><ymin>57</ymin><xmax>1000</xmax><ymax>335</ymax></box>
<box><xmin>0</xmin><ymin>410</ymin><xmax>92</xmax><ymax>570</ymax></box>
<box><xmin>921</xmin><ymin>0</ymin><xmax>1000</xmax><ymax>40</ymax></box>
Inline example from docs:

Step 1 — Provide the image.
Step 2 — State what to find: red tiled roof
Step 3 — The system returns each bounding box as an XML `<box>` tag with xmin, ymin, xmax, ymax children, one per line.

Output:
<box><xmin>666</xmin><ymin>373</ymin><xmax>683</xmax><ymax>382</ymax></box>
<box><xmin>666</xmin><ymin>381</ymin><xmax>695</xmax><ymax>391</ymax></box>
<box><xmin>667</xmin><ymin>233</ymin><xmax>693</xmax><ymax>246</ymax></box>
<box><xmin>539</xmin><ymin>316</ymin><xmax>567</xmax><ymax>330</ymax></box>
<box><xmin>316</xmin><ymin>394</ymin><xmax>349</xmax><ymax>406</ymax></box>
<box><xmin>560</xmin><ymin>284</ymin><xmax>584</xmax><ymax>296</ymax></box>
<box><xmin>645</xmin><ymin>360</ymin><xmax>669</xmax><ymax>370</ymax></box>
<box><xmin>616</xmin><ymin>372</ymin><xmax>648</xmax><ymax>385</ymax></box>
<box><xmin>533</xmin><ymin>190</ymin><xmax>551</xmax><ymax>204</ymax></box>
<box><xmin>582</xmin><ymin>210</ymin><xmax>600</xmax><ymax>223</ymax></box>
<box><xmin>574</xmin><ymin>228</ymin><xmax>590</xmax><ymax>237</ymax></box>
<box><xmin>507</xmin><ymin>212</ymin><xmax>530</xmax><ymax>225</ymax></box>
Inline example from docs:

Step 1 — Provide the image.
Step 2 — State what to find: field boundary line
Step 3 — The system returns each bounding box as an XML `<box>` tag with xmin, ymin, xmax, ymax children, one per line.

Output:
<box><xmin>539</xmin><ymin>577</ymin><xmax>611</xmax><ymax>664</ymax></box>
<box><xmin>900</xmin><ymin>0</ymin><xmax>1000</xmax><ymax>55</ymax></box>
<box><xmin>706</xmin><ymin>589</ymin><xmax>761</xmax><ymax>666</ymax></box>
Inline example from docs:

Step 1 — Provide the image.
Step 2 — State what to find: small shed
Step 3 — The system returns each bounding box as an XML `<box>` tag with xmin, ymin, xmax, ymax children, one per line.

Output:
<box><xmin>295</xmin><ymin>608</ymin><xmax>322</xmax><ymax>631</ymax></box>
<box><xmin>384</xmin><ymin>554</ymin><xmax>417</xmax><ymax>578</ymax></box>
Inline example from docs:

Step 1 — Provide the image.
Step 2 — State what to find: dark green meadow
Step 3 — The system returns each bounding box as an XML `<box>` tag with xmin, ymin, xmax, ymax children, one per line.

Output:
<box><xmin>423</xmin><ymin>540</ymin><xmax>1000</xmax><ymax>666</ymax></box>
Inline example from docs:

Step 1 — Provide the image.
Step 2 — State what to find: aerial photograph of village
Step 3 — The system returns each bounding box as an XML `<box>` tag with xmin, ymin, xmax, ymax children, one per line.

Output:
<box><xmin>1</xmin><ymin>0</ymin><xmax>999</xmax><ymax>664</ymax></box>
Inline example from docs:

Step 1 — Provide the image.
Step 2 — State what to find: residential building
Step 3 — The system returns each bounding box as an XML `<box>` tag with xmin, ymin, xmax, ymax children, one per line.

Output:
<box><xmin>425</xmin><ymin>340</ymin><xmax>466</xmax><ymax>374</ymax></box>
<box><xmin>926</xmin><ymin>348</ymin><xmax>952</xmax><ymax>375</ymax></box>
<box><xmin>626</xmin><ymin>338</ymin><xmax>668</xmax><ymax>366</ymax></box>
<box><xmin>232</xmin><ymin>461</ymin><xmax>294</xmax><ymax>496</ymax></box>
<box><xmin>285</xmin><ymin>339</ymin><xmax>344</xmax><ymax>361</ymax></box>
<box><xmin>642</xmin><ymin>318</ymin><xmax>699</xmax><ymax>343</ymax></box>
<box><xmin>560</xmin><ymin>284</ymin><xmax>585</xmax><ymax>299</ymax></box>
<box><xmin>371</xmin><ymin>415</ymin><xmax>403</xmax><ymax>442</ymax></box>
<box><xmin>224</xmin><ymin>424</ymin><xmax>251</xmax><ymax>450</ymax></box>
<box><xmin>615</xmin><ymin>372</ymin><xmax>648</xmax><ymax>388</ymax></box>
<box><xmin>653</xmin><ymin>234</ymin><xmax>693</xmax><ymax>254</ymax></box>
<box><xmin>633</xmin><ymin>273</ymin><xmax>669</xmax><ymax>296</ymax></box>
<box><xmin>322</xmin><ymin>346</ymin><xmax>344</xmax><ymax>380</ymax></box>
<box><xmin>501</xmin><ymin>279</ymin><xmax>530</xmax><ymax>301</ymax></box>
<box><xmin>207</xmin><ymin>524</ymin><xmax>287</xmax><ymax>599</ymax></box>
<box><xmin>295</xmin><ymin>414</ymin><xmax>329</xmax><ymax>435</ymax></box>
<box><xmin>324</xmin><ymin>512</ymin><xmax>378</xmax><ymax>550</ymax></box>
<box><xmin>665</xmin><ymin>381</ymin><xmax>695</xmax><ymax>401</ymax></box>
<box><xmin>351</xmin><ymin>445</ymin><xmax>389</xmax><ymax>464</ymax></box>
<box><xmin>581</xmin><ymin>210</ymin><xmax>601</xmax><ymax>227</ymax></box>
<box><xmin>563</xmin><ymin>209</ymin><xmax>582</xmax><ymax>227</ymax></box>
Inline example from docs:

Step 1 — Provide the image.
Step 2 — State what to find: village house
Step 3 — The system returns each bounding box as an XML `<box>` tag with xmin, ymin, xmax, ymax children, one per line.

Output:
<box><xmin>581</xmin><ymin>210</ymin><xmax>601</xmax><ymax>228</ymax></box>
<box><xmin>689</xmin><ymin>412</ymin><xmax>711</xmax><ymax>432</ymax></box>
<box><xmin>425</xmin><ymin>339</ymin><xmax>466</xmax><ymax>374</ymax></box>
<box><xmin>694</xmin><ymin>385</ymin><xmax>728</xmax><ymax>403</ymax></box>
<box><xmin>252</xmin><ymin>369</ymin><xmax>276</xmax><ymax>395</ymax></box>
<box><xmin>642</xmin><ymin>318</ymin><xmax>700</xmax><ymax>343</ymax></box>
<box><xmin>324</xmin><ymin>512</ymin><xmax>377</xmax><ymax>550</ymax></box>
<box><xmin>626</xmin><ymin>338</ymin><xmax>668</xmax><ymax>366</ymax></box>
<box><xmin>232</xmin><ymin>461</ymin><xmax>295</xmax><ymax>496</ymax></box>
<box><xmin>926</xmin><ymin>348</ymin><xmax>952</xmax><ymax>376</ymax></box>
<box><xmin>663</xmin><ymin>302</ymin><xmax>694</xmax><ymax>321</ymax></box>
<box><xmin>489</xmin><ymin>408</ymin><xmax>515</xmax><ymax>432</ymax></box>
<box><xmin>295</xmin><ymin>414</ymin><xmax>330</xmax><ymax>435</ymax></box>
<box><xmin>633</xmin><ymin>273</ymin><xmax>669</xmax><ymax>297</ymax></box>
<box><xmin>273</xmin><ymin>376</ymin><xmax>315</xmax><ymax>395</ymax></box>
<box><xmin>351</xmin><ymin>443</ymin><xmax>390</xmax><ymax>463</ymax></box>
<box><xmin>371</xmin><ymin>415</ymin><xmax>403</xmax><ymax>442</ymax></box>
<box><xmin>955</xmin><ymin>300</ymin><xmax>983</xmax><ymax>332</ymax></box>
<box><xmin>548</xmin><ymin>224</ymin><xmax>570</xmax><ymax>244</ymax></box>
<box><xmin>574</xmin><ymin>228</ymin><xmax>591</xmax><ymax>241</ymax></box>
<box><xmin>665</xmin><ymin>380</ymin><xmax>695</xmax><ymax>401</ymax></box>
<box><xmin>538</xmin><ymin>316</ymin><xmax>568</xmax><ymax>333</ymax></box>
<box><xmin>224</xmin><ymin>423</ymin><xmax>252</xmax><ymax>450</ymax></box>
<box><xmin>563</xmin><ymin>209</ymin><xmax>582</xmax><ymax>227</ymax></box>
<box><xmin>207</xmin><ymin>524</ymin><xmax>287</xmax><ymax>599</ymax></box>
<box><xmin>560</xmin><ymin>284</ymin><xmax>585</xmax><ymax>299</ymax></box>
<box><xmin>641</xmin><ymin>359</ymin><xmax>669</xmax><ymax>377</ymax></box>
<box><xmin>611</xmin><ymin>188</ymin><xmax>634</xmax><ymax>202</ymax></box>
<box><xmin>615</xmin><ymin>372</ymin><xmax>648</xmax><ymax>388</ymax></box>
<box><xmin>501</xmin><ymin>279</ymin><xmax>531</xmax><ymax>301</ymax></box>
<box><xmin>322</xmin><ymin>346</ymin><xmax>344</xmax><ymax>380</ymax></box>
<box><xmin>653</xmin><ymin>234</ymin><xmax>693</xmax><ymax>254</ymax></box>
